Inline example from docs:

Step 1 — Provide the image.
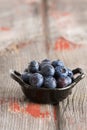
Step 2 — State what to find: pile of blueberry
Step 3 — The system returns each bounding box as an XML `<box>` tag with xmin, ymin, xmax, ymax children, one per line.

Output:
<box><xmin>21</xmin><ymin>59</ymin><xmax>74</xmax><ymax>89</ymax></box>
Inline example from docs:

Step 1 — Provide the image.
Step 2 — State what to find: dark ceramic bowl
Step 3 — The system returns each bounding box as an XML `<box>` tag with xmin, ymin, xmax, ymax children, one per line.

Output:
<box><xmin>10</xmin><ymin>68</ymin><xmax>85</xmax><ymax>104</ymax></box>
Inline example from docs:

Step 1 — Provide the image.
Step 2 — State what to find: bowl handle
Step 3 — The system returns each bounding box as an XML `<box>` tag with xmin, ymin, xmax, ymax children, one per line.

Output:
<box><xmin>72</xmin><ymin>68</ymin><xmax>85</xmax><ymax>84</ymax></box>
<box><xmin>10</xmin><ymin>70</ymin><xmax>26</xmax><ymax>86</ymax></box>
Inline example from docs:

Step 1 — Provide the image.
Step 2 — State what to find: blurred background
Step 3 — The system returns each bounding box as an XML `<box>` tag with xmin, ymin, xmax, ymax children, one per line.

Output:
<box><xmin>0</xmin><ymin>0</ymin><xmax>87</xmax><ymax>52</ymax></box>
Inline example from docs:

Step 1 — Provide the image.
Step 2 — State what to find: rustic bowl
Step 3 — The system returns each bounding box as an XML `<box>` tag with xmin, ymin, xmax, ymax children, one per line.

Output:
<box><xmin>10</xmin><ymin>68</ymin><xmax>85</xmax><ymax>104</ymax></box>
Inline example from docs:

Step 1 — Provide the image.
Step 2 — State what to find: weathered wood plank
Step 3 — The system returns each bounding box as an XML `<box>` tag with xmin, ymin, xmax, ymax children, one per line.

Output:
<box><xmin>0</xmin><ymin>0</ymin><xmax>87</xmax><ymax>51</ymax></box>
<box><xmin>0</xmin><ymin>42</ymin><xmax>87</xmax><ymax>130</ymax></box>
<box><xmin>0</xmin><ymin>0</ymin><xmax>87</xmax><ymax>130</ymax></box>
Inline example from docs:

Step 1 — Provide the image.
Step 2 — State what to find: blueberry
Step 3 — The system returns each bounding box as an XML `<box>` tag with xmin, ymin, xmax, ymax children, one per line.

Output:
<box><xmin>55</xmin><ymin>66</ymin><xmax>68</xmax><ymax>77</ymax></box>
<box><xmin>42</xmin><ymin>59</ymin><xmax>51</xmax><ymax>63</ymax></box>
<box><xmin>28</xmin><ymin>60</ymin><xmax>39</xmax><ymax>73</ymax></box>
<box><xmin>68</xmin><ymin>69</ymin><xmax>73</xmax><ymax>78</ymax></box>
<box><xmin>40</xmin><ymin>59</ymin><xmax>51</xmax><ymax>70</ymax></box>
<box><xmin>29</xmin><ymin>73</ymin><xmax>44</xmax><ymax>88</ymax></box>
<box><xmin>52</xmin><ymin>60</ymin><xmax>64</xmax><ymax>68</ymax></box>
<box><xmin>21</xmin><ymin>73</ymin><xmax>31</xmax><ymax>84</ymax></box>
<box><xmin>44</xmin><ymin>77</ymin><xmax>57</xmax><ymax>88</ymax></box>
<box><xmin>40</xmin><ymin>62</ymin><xmax>49</xmax><ymax>70</ymax></box>
<box><xmin>57</xmin><ymin>75</ymin><xmax>72</xmax><ymax>88</ymax></box>
<box><xmin>41</xmin><ymin>64</ymin><xmax>55</xmax><ymax>76</ymax></box>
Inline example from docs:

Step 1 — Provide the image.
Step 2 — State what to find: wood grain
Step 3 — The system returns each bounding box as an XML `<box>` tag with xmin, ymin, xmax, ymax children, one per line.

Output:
<box><xmin>0</xmin><ymin>0</ymin><xmax>87</xmax><ymax>130</ymax></box>
<box><xmin>0</xmin><ymin>0</ymin><xmax>87</xmax><ymax>51</ymax></box>
<box><xmin>0</xmin><ymin>42</ymin><xmax>87</xmax><ymax>130</ymax></box>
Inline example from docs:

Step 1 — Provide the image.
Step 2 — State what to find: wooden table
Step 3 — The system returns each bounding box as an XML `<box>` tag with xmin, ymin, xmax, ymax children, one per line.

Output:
<box><xmin>0</xmin><ymin>0</ymin><xmax>87</xmax><ymax>130</ymax></box>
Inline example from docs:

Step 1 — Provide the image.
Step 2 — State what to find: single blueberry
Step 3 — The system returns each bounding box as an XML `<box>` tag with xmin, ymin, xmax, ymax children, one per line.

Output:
<box><xmin>52</xmin><ymin>60</ymin><xmax>64</xmax><ymax>68</ymax></box>
<box><xmin>40</xmin><ymin>59</ymin><xmax>51</xmax><ymax>70</ymax></box>
<box><xmin>57</xmin><ymin>75</ymin><xmax>72</xmax><ymax>88</ymax></box>
<box><xmin>41</xmin><ymin>64</ymin><xmax>55</xmax><ymax>76</ymax></box>
<box><xmin>42</xmin><ymin>59</ymin><xmax>51</xmax><ymax>63</ymax></box>
<box><xmin>21</xmin><ymin>73</ymin><xmax>31</xmax><ymax>84</ymax></box>
<box><xmin>28</xmin><ymin>60</ymin><xmax>39</xmax><ymax>73</ymax></box>
<box><xmin>55</xmin><ymin>66</ymin><xmax>68</xmax><ymax>77</ymax></box>
<box><xmin>40</xmin><ymin>62</ymin><xmax>50</xmax><ymax>70</ymax></box>
<box><xmin>29</xmin><ymin>73</ymin><xmax>44</xmax><ymax>88</ymax></box>
<box><xmin>44</xmin><ymin>77</ymin><xmax>57</xmax><ymax>88</ymax></box>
